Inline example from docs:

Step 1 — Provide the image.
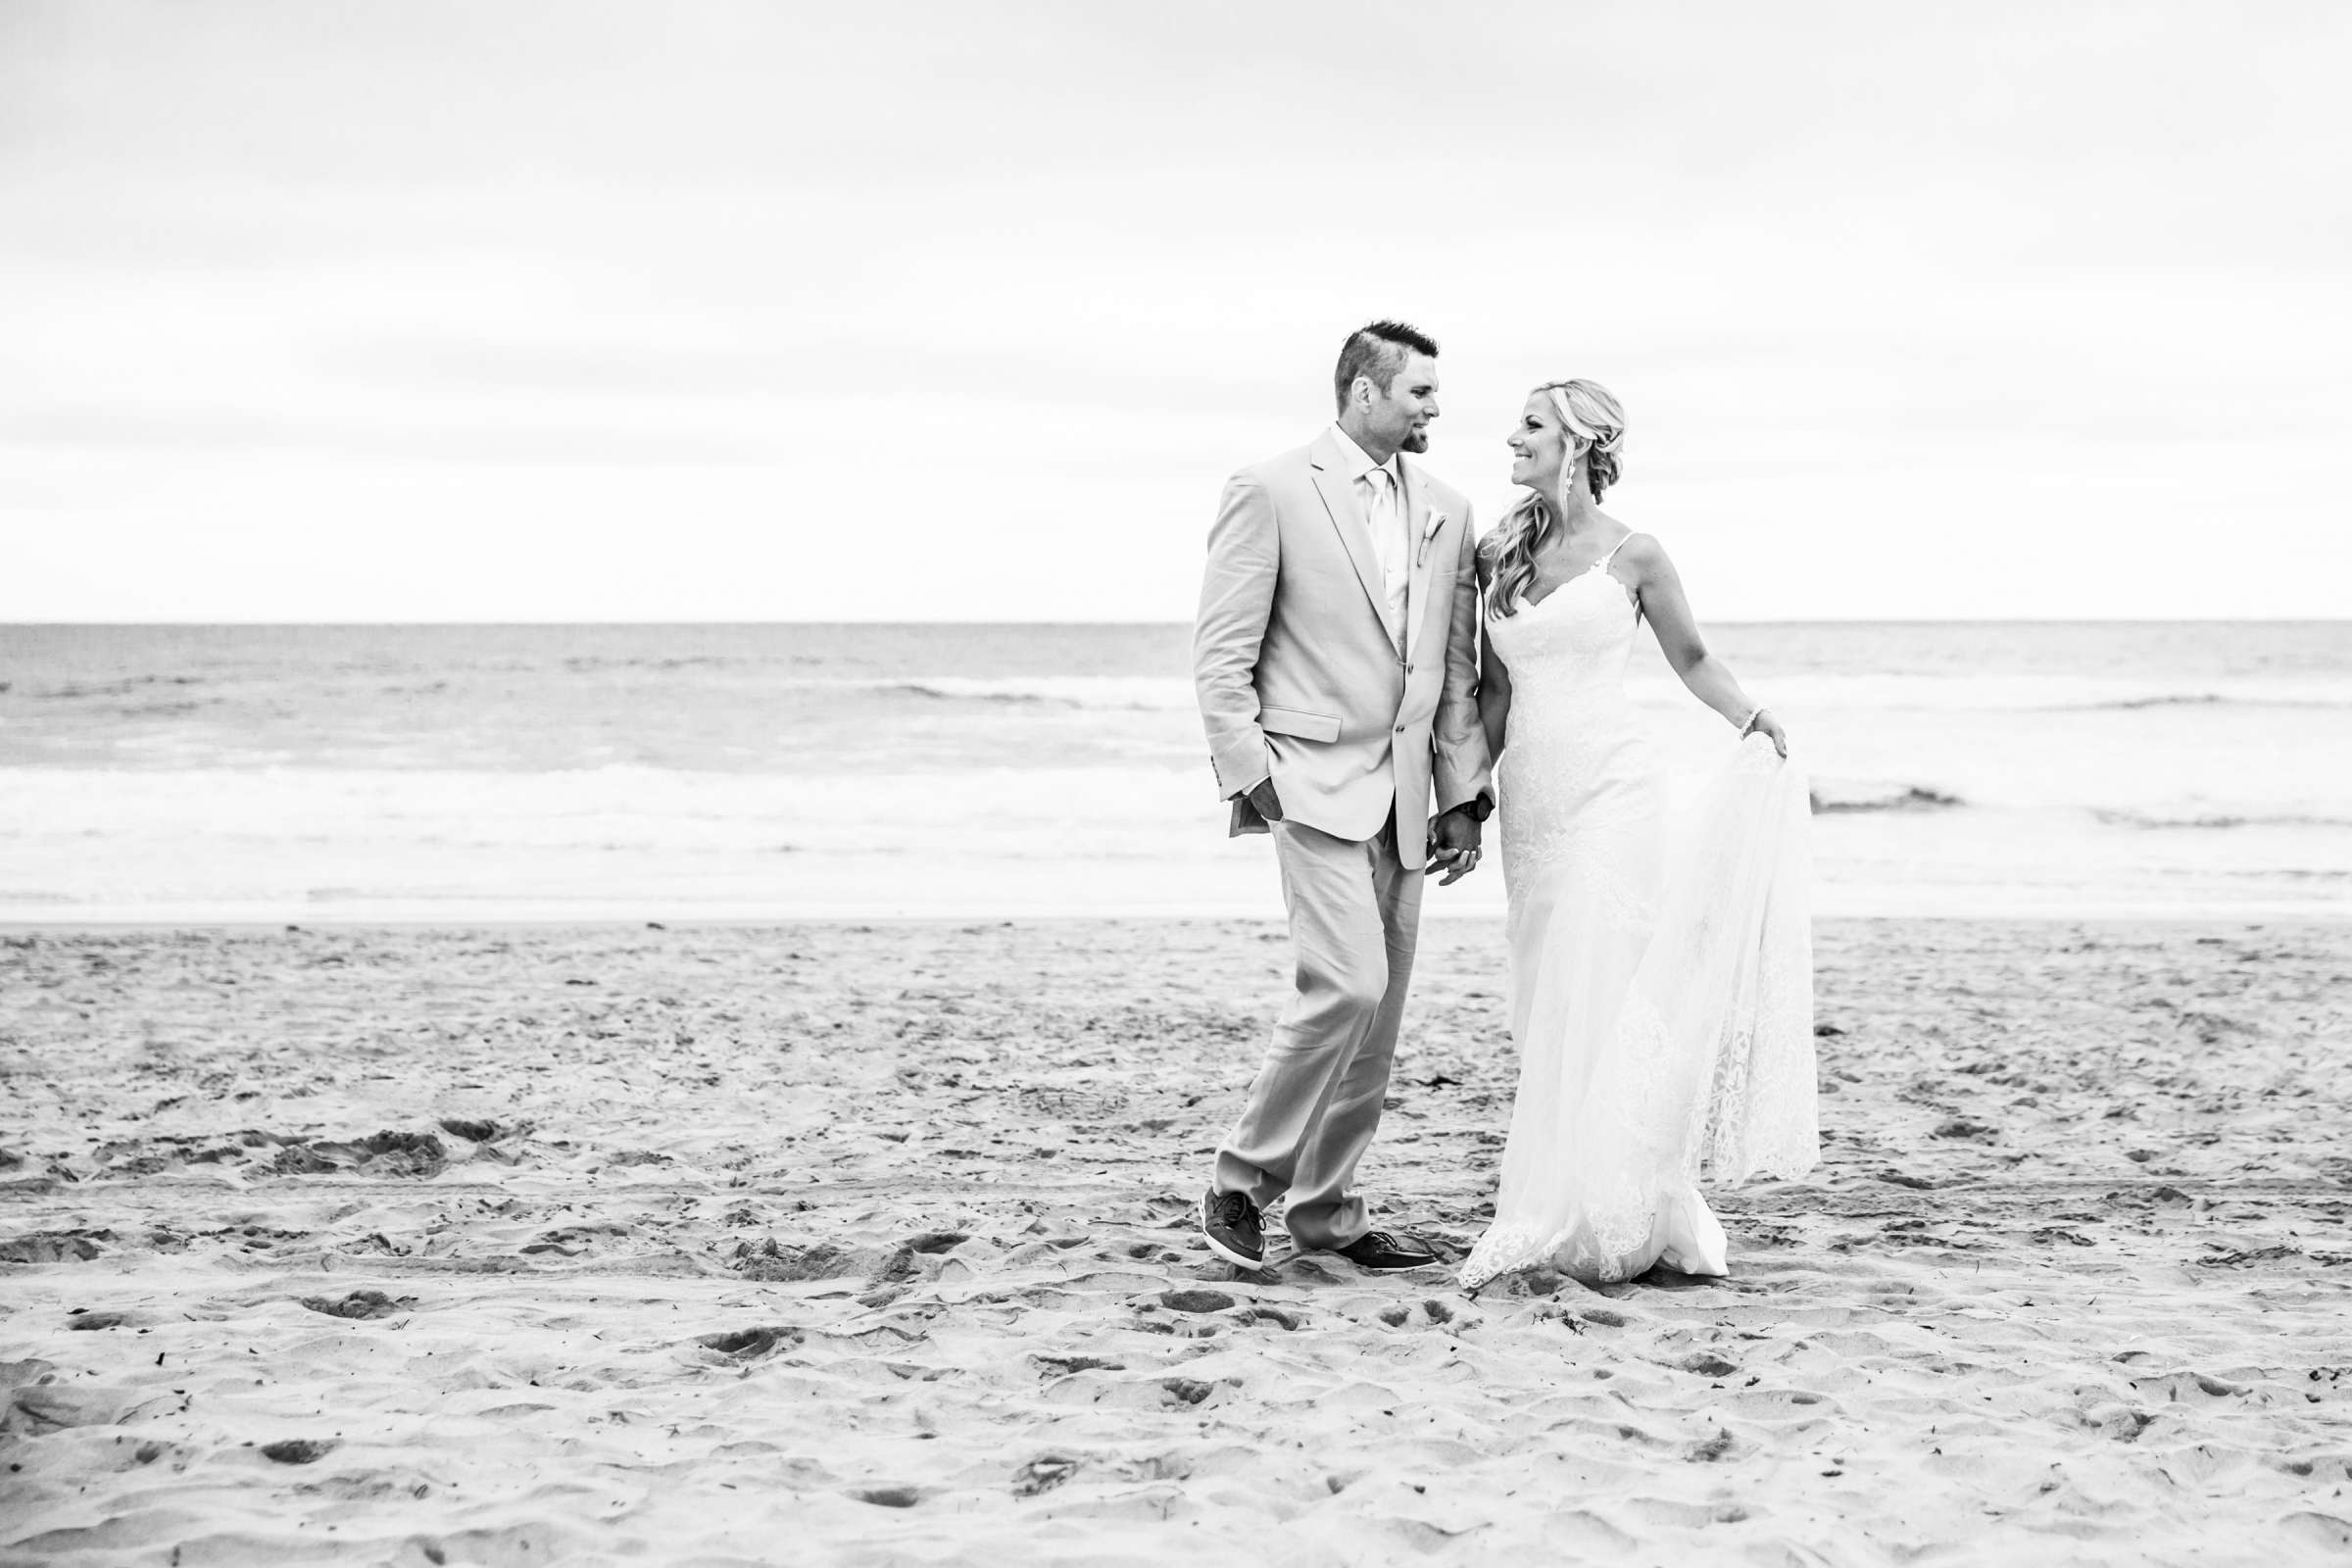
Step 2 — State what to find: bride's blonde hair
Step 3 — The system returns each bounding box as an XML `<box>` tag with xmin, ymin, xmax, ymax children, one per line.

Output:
<box><xmin>1487</xmin><ymin>378</ymin><xmax>1627</xmax><ymax>618</ymax></box>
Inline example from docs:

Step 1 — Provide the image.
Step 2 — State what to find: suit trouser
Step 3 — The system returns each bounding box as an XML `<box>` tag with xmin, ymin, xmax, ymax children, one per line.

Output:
<box><xmin>1212</xmin><ymin>810</ymin><xmax>1422</xmax><ymax>1250</ymax></box>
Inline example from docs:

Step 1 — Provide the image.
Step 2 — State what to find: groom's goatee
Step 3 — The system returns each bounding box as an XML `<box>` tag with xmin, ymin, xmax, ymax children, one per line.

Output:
<box><xmin>1402</xmin><ymin>431</ymin><xmax>1431</xmax><ymax>453</ymax></box>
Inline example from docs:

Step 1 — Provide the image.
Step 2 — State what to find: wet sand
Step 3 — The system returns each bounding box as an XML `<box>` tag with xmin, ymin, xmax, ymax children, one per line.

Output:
<box><xmin>2</xmin><ymin>918</ymin><xmax>2349</xmax><ymax>1565</ymax></box>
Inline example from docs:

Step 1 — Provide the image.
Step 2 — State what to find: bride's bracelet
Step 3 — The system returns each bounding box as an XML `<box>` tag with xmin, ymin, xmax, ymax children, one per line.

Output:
<box><xmin>1738</xmin><ymin>707</ymin><xmax>1767</xmax><ymax>737</ymax></box>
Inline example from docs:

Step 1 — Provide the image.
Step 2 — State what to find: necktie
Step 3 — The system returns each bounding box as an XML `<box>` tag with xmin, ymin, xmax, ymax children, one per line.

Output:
<box><xmin>1365</xmin><ymin>466</ymin><xmax>1406</xmax><ymax>646</ymax></box>
<box><xmin>1367</xmin><ymin>466</ymin><xmax>1398</xmax><ymax>565</ymax></box>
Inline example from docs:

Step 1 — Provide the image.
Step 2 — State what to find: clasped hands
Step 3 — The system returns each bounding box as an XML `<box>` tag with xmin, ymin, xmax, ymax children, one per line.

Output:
<box><xmin>1425</xmin><ymin>803</ymin><xmax>1483</xmax><ymax>885</ymax></box>
<box><xmin>1245</xmin><ymin>777</ymin><xmax>1485</xmax><ymax>885</ymax></box>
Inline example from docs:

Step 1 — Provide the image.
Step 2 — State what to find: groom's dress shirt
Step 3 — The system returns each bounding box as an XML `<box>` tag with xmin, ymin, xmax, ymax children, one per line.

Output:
<box><xmin>1330</xmin><ymin>422</ymin><xmax>1410</xmax><ymax>651</ymax></box>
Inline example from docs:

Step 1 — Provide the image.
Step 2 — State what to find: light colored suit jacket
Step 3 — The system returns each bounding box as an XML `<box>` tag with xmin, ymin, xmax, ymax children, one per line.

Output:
<box><xmin>1193</xmin><ymin>427</ymin><xmax>1492</xmax><ymax>871</ymax></box>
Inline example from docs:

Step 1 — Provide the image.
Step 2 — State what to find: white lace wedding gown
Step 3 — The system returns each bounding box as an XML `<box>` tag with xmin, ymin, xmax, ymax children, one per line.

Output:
<box><xmin>1458</xmin><ymin>540</ymin><xmax>1818</xmax><ymax>1289</ymax></box>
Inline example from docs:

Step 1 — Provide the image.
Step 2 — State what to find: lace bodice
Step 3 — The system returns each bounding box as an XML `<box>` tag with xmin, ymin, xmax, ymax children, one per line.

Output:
<box><xmin>1487</xmin><ymin>547</ymin><xmax>1642</xmax><ymax>699</ymax></box>
<box><xmin>1489</xmin><ymin>542</ymin><xmax>1660</xmax><ymax>883</ymax></box>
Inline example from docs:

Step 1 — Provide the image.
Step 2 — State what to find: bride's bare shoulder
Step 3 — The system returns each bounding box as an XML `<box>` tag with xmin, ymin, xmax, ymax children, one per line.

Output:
<box><xmin>1612</xmin><ymin>528</ymin><xmax>1675</xmax><ymax>577</ymax></box>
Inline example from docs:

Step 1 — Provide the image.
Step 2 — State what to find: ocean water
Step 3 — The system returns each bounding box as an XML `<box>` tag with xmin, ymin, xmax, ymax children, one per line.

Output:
<box><xmin>2</xmin><ymin>621</ymin><xmax>2347</xmax><ymax>921</ymax></box>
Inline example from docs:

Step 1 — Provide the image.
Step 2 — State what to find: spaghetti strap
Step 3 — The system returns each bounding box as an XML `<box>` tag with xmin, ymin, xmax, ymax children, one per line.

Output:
<box><xmin>1596</xmin><ymin>532</ymin><xmax>1642</xmax><ymax>619</ymax></box>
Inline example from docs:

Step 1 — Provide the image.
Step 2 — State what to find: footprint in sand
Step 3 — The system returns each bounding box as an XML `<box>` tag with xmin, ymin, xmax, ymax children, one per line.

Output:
<box><xmin>65</xmin><ymin>1310</ymin><xmax>132</xmax><ymax>1331</ymax></box>
<box><xmin>299</xmin><ymin>1289</ymin><xmax>416</xmax><ymax>1320</ymax></box>
<box><xmin>6</xmin><ymin>1383</ymin><xmax>123</xmax><ymax>1435</ymax></box>
<box><xmin>1158</xmin><ymin>1288</ymin><xmax>1234</xmax><ymax>1313</ymax></box>
<box><xmin>259</xmin><ymin>1439</ymin><xmax>339</xmax><ymax>1465</ymax></box>
<box><xmin>271</xmin><ymin>1130</ymin><xmax>447</xmax><ymax>1179</ymax></box>
<box><xmin>694</xmin><ymin>1326</ymin><xmax>801</xmax><ymax>1358</ymax></box>
<box><xmin>1</xmin><ymin>1231</ymin><xmax>111</xmax><ymax>1264</ymax></box>
<box><xmin>729</xmin><ymin>1239</ymin><xmax>862</xmax><ymax>1282</ymax></box>
<box><xmin>1011</xmin><ymin>1456</ymin><xmax>1079</xmax><ymax>1496</ymax></box>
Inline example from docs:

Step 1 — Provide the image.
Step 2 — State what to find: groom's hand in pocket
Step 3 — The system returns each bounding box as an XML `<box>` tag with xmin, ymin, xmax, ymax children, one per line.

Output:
<box><xmin>1245</xmin><ymin>777</ymin><xmax>1285</xmax><ymax>823</ymax></box>
<box><xmin>1427</xmin><ymin>807</ymin><xmax>1482</xmax><ymax>884</ymax></box>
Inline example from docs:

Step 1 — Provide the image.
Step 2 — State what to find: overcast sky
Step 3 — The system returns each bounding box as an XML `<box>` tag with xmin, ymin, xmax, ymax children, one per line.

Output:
<box><xmin>3</xmin><ymin>1</ymin><xmax>2346</xmax><ymax>621</ymax></box>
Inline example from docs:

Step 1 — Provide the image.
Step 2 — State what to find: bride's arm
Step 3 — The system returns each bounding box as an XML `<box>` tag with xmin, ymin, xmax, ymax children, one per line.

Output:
<box><xmin>1619</xmin><ymin>534</ymin><xmax>1788</xmax><ymax>757</ymax></box>
<box><xmin>1474</xmin><ymin>542</ymin><xmax>1511</xmax><ymax>761</ymax></box>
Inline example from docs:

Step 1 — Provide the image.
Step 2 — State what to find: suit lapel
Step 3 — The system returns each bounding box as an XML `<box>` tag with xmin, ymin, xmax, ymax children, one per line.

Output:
<box><xmin>1308</xmin><ymin>429</ymin><xmax>1389</xmax><ymax>631</ymax></box>
<box><xmin>1402</xmin><ymin>463</ymin><xmax>1441</xmax><ymax>662</ymax></box>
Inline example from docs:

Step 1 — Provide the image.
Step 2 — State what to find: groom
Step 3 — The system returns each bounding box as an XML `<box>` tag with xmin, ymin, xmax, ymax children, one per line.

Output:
<box><xmin>1192</xmin><ymin>320</ymin><xmax>1493</xmax><ymax>1273</ymax></box>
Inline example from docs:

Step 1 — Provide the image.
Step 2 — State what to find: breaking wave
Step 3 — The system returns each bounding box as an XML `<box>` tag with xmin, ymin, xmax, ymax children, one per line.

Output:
<box><xmin>1808</xmin><ymin>782</ymin><xmax>1968</xmax><ymax>814</ymax></box>
<box><xmin>2095</xmin><ymin>808</ymin><xmax>2352</xmax><ymax>831</ymax></box>
<box><xmin>891</xmin><ymin>677</ymin><xmax>1194</xmax><ymax>711</ymax></box>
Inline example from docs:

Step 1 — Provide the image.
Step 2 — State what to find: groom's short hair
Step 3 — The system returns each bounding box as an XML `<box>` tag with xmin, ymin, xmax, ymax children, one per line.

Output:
<box><xmin>1334</xmin><ymin>320</ymin><xmax>1440</xmax><ymax>413</ymax></box>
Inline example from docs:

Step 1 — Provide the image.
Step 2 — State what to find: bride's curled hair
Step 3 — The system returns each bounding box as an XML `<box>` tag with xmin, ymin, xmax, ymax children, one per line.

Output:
<box><xmin>1487</xmin><ymin>378</ymin><xmax>1627</xmax><ymax>618</ymax></box>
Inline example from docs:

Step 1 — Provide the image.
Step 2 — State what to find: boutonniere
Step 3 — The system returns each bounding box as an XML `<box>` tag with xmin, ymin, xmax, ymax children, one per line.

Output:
<box><xmin>1415</xmin><ymin>510</ymin><xmax>1447</xmax><ymax>566</ymax></box>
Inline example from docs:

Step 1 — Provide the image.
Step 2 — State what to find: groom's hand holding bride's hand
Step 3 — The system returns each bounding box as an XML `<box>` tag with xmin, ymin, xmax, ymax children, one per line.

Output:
<box><xmin>1426</xmin><ymin>807</ymin><xmax>1482</xmax><ymax>885</ymax></box>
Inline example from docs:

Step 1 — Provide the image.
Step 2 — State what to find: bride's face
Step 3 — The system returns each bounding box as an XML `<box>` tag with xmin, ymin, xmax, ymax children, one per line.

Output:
<box><xmin>1507</xmin><ymin>394</ymin><xmax>1575</xmax><ymax>495</ymax></box>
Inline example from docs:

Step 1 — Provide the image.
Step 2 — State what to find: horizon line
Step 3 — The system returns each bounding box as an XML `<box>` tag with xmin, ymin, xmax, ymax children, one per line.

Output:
<box><xmin>6</xmin><ymin>615</ymin><xmax>2349</xmax><ymax>631</ymax></box>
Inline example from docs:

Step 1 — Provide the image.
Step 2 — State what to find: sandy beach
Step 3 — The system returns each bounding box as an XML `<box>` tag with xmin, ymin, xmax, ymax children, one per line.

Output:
<box><xmin>3</xmin><ymin>916</ymin><xmax>2349</xmax><ymax>1565</ymax></box>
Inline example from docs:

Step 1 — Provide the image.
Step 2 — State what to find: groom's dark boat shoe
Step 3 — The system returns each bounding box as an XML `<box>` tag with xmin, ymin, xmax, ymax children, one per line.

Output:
<box><xmin>1201</xmin><ymin>1189</ymin><xmax>1265</xmax><ymax>1270</ymax></box>
<box><xmin>1335</xmin><ymin>1230</ymin><xmax>1439</xmax><ymax>1273</ymax></box>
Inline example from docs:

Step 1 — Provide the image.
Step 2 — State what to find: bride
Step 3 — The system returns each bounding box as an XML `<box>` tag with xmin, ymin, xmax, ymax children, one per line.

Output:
<box><xmin>1459</xmin><ymin>378</ymin><xmax>1818</xmax><ymax>1290</ymax></box>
